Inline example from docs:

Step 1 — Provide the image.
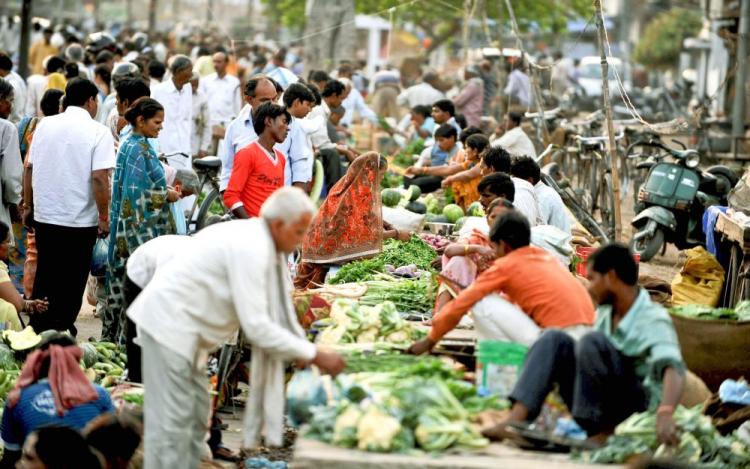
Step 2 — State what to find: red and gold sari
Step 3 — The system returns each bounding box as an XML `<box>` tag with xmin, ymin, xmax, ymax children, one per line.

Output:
<box><xmin>295</xmin><ymin>152</ymin><xmax>384</xmax><ymax>289</ymax></box>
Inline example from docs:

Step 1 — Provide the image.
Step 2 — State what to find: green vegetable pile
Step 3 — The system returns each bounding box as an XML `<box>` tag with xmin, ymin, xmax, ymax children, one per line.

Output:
<box><xmin>330</xmin><ymin>236</ymin><xmax>437</xmax><ymax>285</ymax></box>
<box><xmin>584</xmin><ymin>406</ymin><xmax>750</xmax><ymax>467</ymax></box>
<box><xmin>359</xmin><ymin>277</ymin><xmax>436</xmax><ymax>313</ymax></box>
<box><xmin>306</xmin><ymin>349</ymin><xmax>508</xmax><ymax>453</ymax></box>
<box><xmin>671</xmin><ymin>301</ymin><xmax>750</xmax><ymax>321</ymax></box>
<box><xmin>391</xmin><ymin>139</ymin><xmax>425</xmax><ymax>168</ymax></box>
<box><xmin>316</xmin><ymin>299</ymin><xmax>424</xmax><ymax>345</ymax></box>
<box><xmin>80</xmin><ymin>341</ymin><xmax>128</xmax><ymax>389</ymax></box>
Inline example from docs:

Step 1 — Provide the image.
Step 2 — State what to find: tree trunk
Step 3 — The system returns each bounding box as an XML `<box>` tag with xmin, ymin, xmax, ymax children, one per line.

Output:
<box><xmin>18</xmin><ymin>0</ymin><xmax>32</xmax><ymax>80</ymax></box>
<box><xmin>425</xmin><ymin>21</ymin><xmax>462</xmax><ymax>54</ymax></box>
<box><xmin>303</xmin><ymin>0</ymin><xmax>356</xmax><ymax>73</ymax></box>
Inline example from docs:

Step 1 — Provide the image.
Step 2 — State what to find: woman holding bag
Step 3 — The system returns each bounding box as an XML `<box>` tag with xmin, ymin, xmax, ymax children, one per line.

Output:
<box><xmin>103</xmin><ymin>97</ymin><xmax>180</xmax><ymax>344</ymax></box>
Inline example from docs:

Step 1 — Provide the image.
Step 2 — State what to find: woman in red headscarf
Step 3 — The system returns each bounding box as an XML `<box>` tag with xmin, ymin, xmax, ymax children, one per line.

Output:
<box><xmin>295</xmin><ymin>152</ymin><xmax>410</xmax><ymax>289</ymax></box>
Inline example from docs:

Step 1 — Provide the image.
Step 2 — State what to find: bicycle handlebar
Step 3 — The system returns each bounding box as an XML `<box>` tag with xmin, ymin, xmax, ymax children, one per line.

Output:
<box><xmin>573</xmin><ymin>131</ymin><xmax>625</xmax><ymax>145</ymax></box>
<box><xmin>159</xmin><ymin>152</ymin><xmax>190</xmax><ymax>159</ymax></box>
<box><xmin>524</xmin><ymin>107</ymin><xmax>560</xmax><ymax>120</ymax></box>
<box><xmin>534</xmin><ymin>144</ymin><xmax>558</xmax><ymax>164</ymax></box>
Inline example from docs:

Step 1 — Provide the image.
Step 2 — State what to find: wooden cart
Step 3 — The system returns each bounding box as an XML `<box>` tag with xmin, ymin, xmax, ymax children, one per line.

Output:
<box><xmin>715</xmin><ymin>212</ymin><xmax>750</xmax><ymax>307</ymax></box>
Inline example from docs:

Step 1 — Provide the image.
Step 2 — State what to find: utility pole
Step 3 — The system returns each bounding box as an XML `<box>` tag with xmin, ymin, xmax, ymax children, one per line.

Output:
<box><xmin>732</xmin><ymin>0</ymin><xmax>749</xmax><ymax>151</ymax></box>
<box><xmin>148</xmin><ymin>0</ymin><xmax>158</xmax><ymax>36</ymax></box>
<box><xmin>594</xmin><ymin>0</ymin><xmax>622</xmax><ymax>241</ymax></box>
<box><xmin>126</xmin><ymin>0</ymin><xmax>133</xmax><ymax>27</ymax></box>
<box><xmin>207</xmin><ymin>0</ymin><xmax>214</xmax><ymax>24</ymax></box>
<box><xmin>18</xmin><ymin>0</ymin><xmax>32</xmax><ymax>80</ymax></box>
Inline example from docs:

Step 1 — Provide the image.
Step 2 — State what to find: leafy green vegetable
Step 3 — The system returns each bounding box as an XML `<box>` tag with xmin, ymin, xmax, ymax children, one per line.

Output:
<box><xmin>329</xmin><ymin>236</ymin><xmax>437</xmax><ymax>285</ymax></box>
<box><xmin>670</xmin><ymin>303</ymin><xmax>750</xmax><ymax>321</ymax></box>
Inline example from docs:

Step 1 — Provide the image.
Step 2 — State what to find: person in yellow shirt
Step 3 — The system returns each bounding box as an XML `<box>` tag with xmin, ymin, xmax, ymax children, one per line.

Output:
<box><xmin>29</xmin><ymin>28</ymin><xmax>58</xmax><ymax>76</ymax></box>
<box><xmin>0</xmin><ymin>221</ymin><xmax>48</xmax><ymax>330</ymax></box>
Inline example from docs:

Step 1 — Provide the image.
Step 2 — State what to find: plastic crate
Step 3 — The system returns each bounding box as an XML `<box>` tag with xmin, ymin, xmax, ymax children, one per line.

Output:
<box><xmin>575</xmin><ymin>246</ymin><xmax>640</xmax><ymax>277</ymax></box>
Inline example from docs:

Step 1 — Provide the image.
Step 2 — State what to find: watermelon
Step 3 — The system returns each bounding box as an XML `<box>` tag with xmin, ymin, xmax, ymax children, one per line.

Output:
<box><xmin>467</xmin><ymin>201</ymin><xmax>485</xmax><ymax>217</ymax></box>
<box><xmin>408</xmin><ymin>185</ymin><xmax>421</xmax><ymax>201</ymax></box>
<box><xmin>0</xmin><ymin>344</ymin><xmax>16</xmax><ymax>369</ymax></box>
<box><xmin>442</xmin><ymin>204</ymin><xmax>464</xmax><ymax>224</ymax></box>
<box><xmin>81</xmin><ymin>342</ymin><xmax>100</xmax><ymax>369</ymax></box>
<box><xmin>2</xmin><ymin>327</ymin><xmax>41</xmax><ymax>351</ymax></box>
<box><xmin>381</xmin><ymin>189</ymin><xmax>402</xmax><ymax>208</ymax></box>
<box><xmin>405</xmin><ymin>201</ymin><xmax>427</xmax><ymax>214</ymax></box>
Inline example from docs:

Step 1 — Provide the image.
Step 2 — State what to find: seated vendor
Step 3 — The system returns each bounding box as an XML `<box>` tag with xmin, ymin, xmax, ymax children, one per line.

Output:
<box><xmin>0</xmin><ymin>332</ymin><xmax>115</xmax><ymax>466</ymax></box>
<box><xmin>0</xmin><ymin>221</ymin><xmax>48</xmax><ymax>330</ymax></box>
<box><xmin>295</xmin><ymin>152</ymin><xmax>411</xmax><ymax>289</ymax></box>
<box><xmin>482</xmin><ymin>244</ymin><xmax>685</xmax><ymax>448</ymax></box>
<box><xmin>410</xmin><ymin>211</ymin><xmax>593</xmax><ymax>352</ymax></box>
<box><xmin>436</xmin><ymin>197</ymin><xmax>513</xmax><ymax>311</ymax></box>
<box><xmin>444</xmin><ymin>145</ymin><xmax>540</xmax><ymax>225</ymax></box>
<box><xmin>403</xmin><ymin>123</ymin><xmax>458</xmax><ymax>194</ymax></box>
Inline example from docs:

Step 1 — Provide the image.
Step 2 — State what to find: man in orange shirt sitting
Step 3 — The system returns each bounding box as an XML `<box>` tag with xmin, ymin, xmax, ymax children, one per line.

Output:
<box><xmin>410</xmin><ymin>210</ymin><xmax>594</xmax><ymax>354</ymax></box>
<box><xmin>224</xmin><ymin>102</ymin><xmax>290</xmax><ymax>218</ymax></box>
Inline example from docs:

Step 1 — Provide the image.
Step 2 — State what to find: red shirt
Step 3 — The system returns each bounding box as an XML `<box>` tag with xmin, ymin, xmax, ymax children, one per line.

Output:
<box><xmin>429</xmin><ymin>246</ymin><xmax>595</xmax><ymax>342</ymax></box>
<box><xmin>224</xmin><ymin>140</ymin><xmax>286</xmax><ymax>217</ymax></box>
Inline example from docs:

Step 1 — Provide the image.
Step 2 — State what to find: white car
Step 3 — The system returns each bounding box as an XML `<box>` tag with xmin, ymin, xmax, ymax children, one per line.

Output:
<box><xmin>577</xmin><ymin>56</ymin><xmax>626</xmax><ymax>99</ymax></box>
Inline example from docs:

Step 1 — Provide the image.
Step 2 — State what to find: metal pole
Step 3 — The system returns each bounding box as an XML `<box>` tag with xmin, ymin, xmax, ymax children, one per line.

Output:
<box><xmin>18</xmin><ymin>0</ymin><xmax>32</xmax><ymax>80</ymax></box>
<box><xmin>148</xmin><ymin>0</ymin><xmax>158</xmax><ymax>36</ymax></box>
<box><xmin>594</xmin><ymin>0</ymin><xmax>622</xmax><ymax>241</ymax></box>
<box><xmin>732</xmin><ymin>0</ymin><xmax>749</xmax><ymax>146</ymax></box>
<box><xmin>207</xmin><ymin>0</ymin><xmax>214</xmax><ymax>24</ymax></box>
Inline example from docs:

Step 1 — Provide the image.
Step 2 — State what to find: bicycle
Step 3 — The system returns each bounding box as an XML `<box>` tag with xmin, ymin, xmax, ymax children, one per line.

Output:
<box><xmin>158</xmin><ymin>152</ymin><xmax>231</xmax><ymax>233</ymax></box>
<box><xmin>535</xmin><ymin>144</ymin><xmax>609</xmax><ymax>243</ymax></box>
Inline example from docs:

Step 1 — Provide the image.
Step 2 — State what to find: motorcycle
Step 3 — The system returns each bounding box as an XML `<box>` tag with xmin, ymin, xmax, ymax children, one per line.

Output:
<box><xmin>630</xmin><ymin>140</ymin><xmax>737</xmax><ymax>262</ymax></box>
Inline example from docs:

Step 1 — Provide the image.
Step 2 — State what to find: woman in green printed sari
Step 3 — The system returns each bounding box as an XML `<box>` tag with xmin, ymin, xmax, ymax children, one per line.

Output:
<box><xmin>104</xmin><ymin>97</ymin><xmax>180</xmax><ymax>343</ymax></box>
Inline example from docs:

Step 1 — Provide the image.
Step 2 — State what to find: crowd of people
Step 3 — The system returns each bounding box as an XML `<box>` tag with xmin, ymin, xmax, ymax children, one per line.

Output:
<box><xmin>0</xmin><ymin>21</ymin><xmax>687</xmax><ymax>469</ymax></box>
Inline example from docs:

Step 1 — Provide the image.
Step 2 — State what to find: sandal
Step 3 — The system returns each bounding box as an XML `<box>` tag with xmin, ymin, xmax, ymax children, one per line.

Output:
<box><xmin>212</xmin><ymin>445</ymin><xmax>241</xmax><ymax>462</ymax></box>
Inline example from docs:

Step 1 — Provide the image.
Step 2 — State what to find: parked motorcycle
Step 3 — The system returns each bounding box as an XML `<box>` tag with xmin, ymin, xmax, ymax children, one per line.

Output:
<box><xmin>630</xmin><ymin>140</ymin><xmax>737</xmax><ymax>262</ymax></box>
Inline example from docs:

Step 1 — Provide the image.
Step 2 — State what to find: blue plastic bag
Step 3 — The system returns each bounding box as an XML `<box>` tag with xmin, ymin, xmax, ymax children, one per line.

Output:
<box><xmin>90</xmin><ymin>237</ymin><xmax>109</xmax><ymax>277</ymax></box>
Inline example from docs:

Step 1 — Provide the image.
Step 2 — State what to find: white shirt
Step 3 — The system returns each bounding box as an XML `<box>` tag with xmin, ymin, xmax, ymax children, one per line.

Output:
<box><xmin>199</xmin><ymin>72</ymin><xmax>241</xmax><ymax>124</ymax></box>
<box><xmin>220</xmin><ymin>104</ymin><xmax>256</xmax><ymax>191</ymax></box>
<box><xmin>341</xmin><ymin>87</ymin><xmax>378</xmax><ymax>126</ymax></box>
<box><xmin>535</xmin><ymin>181</ymin><xmax>571</xmax><ymax>234</ymax></box>
<box><xmin>4</xmin><ymin>71</ymin><xmax>27</xmax><ymax>123</ymax></box>
<box><xmin>396</xmin><ymin>82</ymin><xmax>445</xmax><ymax>108</ymax></box>
<box><xmin>504</xmin><ymin>69</ymin><xmax>531</xmax><ymax>107</ymax></box>
<box><xmin>278</xmin><ymin>117</ymin><xmax>313</xmax><ymax>186</ymax></box>
<box><xmin>191</xmin><ymin>89</ymin><xmax>212</xmax><ymax>155</ymax></box>
<box><xmin>28</xmin><ymin>106</ymin><xmax>115</xmax><ymax>227</ymax></box>
<box><xmin>512</xmin><ymin>177</ymin><xmax>542</xmax><ymax>227</ymax></box>
<box><xmin>152</xmin><ymin>79</ymin><xmax>193</xmax><ymax>169</ymax></box>
<box><xmin>265</xmin><ymin>65</ymin><xmax>298</xmax><ymax>90</ymax></box>
<box><xmin>24</xmin><ymin>74</ymin><xmax>47</xmax><ymax>118</ymax></box>
<box><xmin>0</xmin><ymin>119</ymin><xmax>22</xmax><ymax>236</ymax></box>
<box><xmin>127</xmin><ymin>219</ymin><xmax>317</xmax><ymax>367</ymax></box>
<box><xmin>492</xmin><ymin>126</ymin><xmax>536</xmax><ymax>158</ymax></box>
<box><xmin>305</xmin><ymin>102</ymin><xmax>335</xmax><ymax>151</ymax></box>
<box><xmin>126</xmin><ymin>235</ymin><xmax>192</xmax><ymax>288</ymax></box>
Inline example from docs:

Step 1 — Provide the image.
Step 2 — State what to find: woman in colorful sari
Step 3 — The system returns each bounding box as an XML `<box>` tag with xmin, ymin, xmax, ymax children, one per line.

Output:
<box><xmin>435</xmin><ymin>197</ymin><xmax>513</xmax><ymax>311</ymax></box>
<box><xmin>104</xmin><ymin>97</ymin><xmax>180</xmax><ymax>343</ymax></box>
<box><xmin>295</xmin><ymin>152</ymin><xmax>411</xmax><ymax>289</ymax></box>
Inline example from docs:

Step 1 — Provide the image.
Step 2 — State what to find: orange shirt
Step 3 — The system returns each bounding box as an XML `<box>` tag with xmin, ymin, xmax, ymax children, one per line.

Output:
<box><xmin>429</xmin><ymin>246</ymin><xmax>594</xmax><ymax>342</ymax></box>
<box><xmin>223</xmin><ymin>140</ymin><xmax>286</xmax><ymax>218</ymax></box>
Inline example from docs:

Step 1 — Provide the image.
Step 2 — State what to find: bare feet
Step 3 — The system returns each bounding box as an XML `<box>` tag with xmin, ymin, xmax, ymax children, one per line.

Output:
<box><xmin>481</xmin><ymin>421</ymin><xmax>517</xmax><ymax>441</ymax></box>
<box><xmin>585</xmin><ymin>432</ymin><xmax>611</xmax><ymax>448</ymax></box>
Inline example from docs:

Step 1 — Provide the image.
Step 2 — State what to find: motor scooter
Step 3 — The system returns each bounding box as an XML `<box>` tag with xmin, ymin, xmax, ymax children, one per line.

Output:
<box><xmin>630</xmin><ymin>141</ymin><xmax>737</xmax><ymax>262</ymax></box>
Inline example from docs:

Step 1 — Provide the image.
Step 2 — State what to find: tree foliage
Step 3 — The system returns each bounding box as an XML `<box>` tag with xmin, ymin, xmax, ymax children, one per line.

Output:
<box><xmin>262</xmin><ymin>0</ymin><xmax>593</xmax><ymax>50</ymax></box>
<box><xmin>633</xmin><ymin>8</ymin><xmax>702</xmax><ymax>69</ymax></box>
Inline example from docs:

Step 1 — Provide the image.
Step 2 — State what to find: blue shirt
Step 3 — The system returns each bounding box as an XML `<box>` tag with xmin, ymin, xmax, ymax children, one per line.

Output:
<box><xmin>430</xmin><ymin>143</ymin><xmax>458</xmax><ymax>167</ymax></box>
<box><xmin>1</xmin><ymin>380</ymin><xmax>115</xmax><ymax>450</ymax></box>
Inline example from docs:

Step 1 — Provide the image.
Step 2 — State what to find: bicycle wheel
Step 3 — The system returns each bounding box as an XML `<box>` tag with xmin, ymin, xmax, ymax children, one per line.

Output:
<box><xmin>597</xmin><ymin>173</ymin><xmax>616</xmax><ymax>239</ymax></box>
<box><xmin>195</xmin><ymin>188</ymin><xmax>229</xmax><ymax>231</ymax></box>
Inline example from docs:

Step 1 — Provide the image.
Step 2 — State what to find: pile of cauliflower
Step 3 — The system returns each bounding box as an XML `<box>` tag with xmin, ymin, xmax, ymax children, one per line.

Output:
<box><xmin>316</xmin><ymin>299</ymin><xmax>420</xmax><ymax>345</ymax></box>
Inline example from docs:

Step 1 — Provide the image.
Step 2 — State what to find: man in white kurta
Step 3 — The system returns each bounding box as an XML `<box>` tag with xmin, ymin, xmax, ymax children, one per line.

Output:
<box><xmin>127</xmin><ymin>188</ymin><xmax>345</xmax><ymax>469</ymax></box>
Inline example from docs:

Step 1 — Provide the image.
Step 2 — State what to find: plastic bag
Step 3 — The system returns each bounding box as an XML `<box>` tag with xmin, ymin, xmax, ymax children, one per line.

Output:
<box><xmin>671</xmin><ymin>246</ymin><xmax>725</xmax><ymax>307</ymax></box>
<box><xmin>90</xmin><ymin>237</ymin><xmax>109</xmax><ymax>278</ymax></box>
<box><xmin>286</xmin><ymin>368</ymin><xmax>328</xmax><ymax>427</ymax></box>
<box><xmin>382</xmin><ymin>206</ymin><xmax>425</xmax><ymax>233</ymax></box>
<box><xmin>728</xmin><ymin>167</ymin><xmax>750</xmax><ymax>215</ymax></box>
<box><xmin>531</xmin><ymin>225</ymin><xmax>573</xmax><ymax>267</ymax></box>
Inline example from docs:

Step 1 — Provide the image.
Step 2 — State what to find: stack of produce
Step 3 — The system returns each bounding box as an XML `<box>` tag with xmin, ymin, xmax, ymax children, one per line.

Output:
<box><xmin>420</xmin><ymin>233</ymin><xmax>449</xmax><ymax>251</ymax></box>
<box><xmin>391</xmin><ymin>139</ymin><xmax>425</xmax><ymax>168</ymax></box>
<box><xmin>670</xmin><ymin>301</ymin><xmax>750</xmax><ymax>321</ymax></box>
<box><xmin>79</xmin><ymin>341</ymin><xmax>127</xmax><ymax>388</ymax></box>
<box><xmin>316</xmin><ymin>299</ymin><xmax>424</xmax><ymax>345</ymax></box>
<box><xmin>305</xmin><ymin>349</ymin><xmax>507</xmax><ymax>453</ymax></box>
<box><xmin>585</xmin><ymin>406</ymin><xmax>750</xmax><ymax>467</ymax></box>
<box><xmin>330</xmin><ymin>235</ymin><xmax>437</xmax><ymax>285</ymax></box>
